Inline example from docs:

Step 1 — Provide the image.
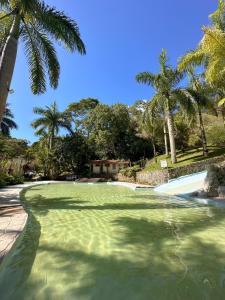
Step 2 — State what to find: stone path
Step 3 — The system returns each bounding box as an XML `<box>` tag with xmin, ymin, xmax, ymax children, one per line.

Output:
<box><xmin>0</xmin><ymin>181</ymin><xmax>57</xmax><ymax>264</ymax></box>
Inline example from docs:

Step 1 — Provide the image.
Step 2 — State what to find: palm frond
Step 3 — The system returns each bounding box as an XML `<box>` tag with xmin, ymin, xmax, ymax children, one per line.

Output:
<box><xmin>136</xmin><ymin>72</ymin><xmax>158</xmax><ymax>86</ymax></box>
<box><xmin>209</xmin><ymin>0</ymin><xmax>225</xmax><ymax>30</ymax></box>
<box><xmin>34</xmin><ymin>2</ymin><xmax>86</xmax><ymax>54</ymax></box>
<box><xmin>31</xmin><ymin>117</ymin><xmax>48</xmax><ymax>128</ymax></box>
<box><xmin>33</xmin><ymin>106</ymin><xmax>46</xmax><ymax>115</ymax></box>
<box><xmin>34</xmin><ymin>126</ymin><xmax>47</xmax><ymax>136</ymax></box>
<box><xmin>24</xmin><ymin>25</ymin><xmax>60</xmax><ymax>89</ymax></box>
<box><xmin>21</xmin><ymin>25</ymin><xmax>46</xmax><ymax>94</ymax></box>
<box><xmin>178</xmin><ymin>49</ymin><xmax>206</xmax><ymax>72</ymax></box>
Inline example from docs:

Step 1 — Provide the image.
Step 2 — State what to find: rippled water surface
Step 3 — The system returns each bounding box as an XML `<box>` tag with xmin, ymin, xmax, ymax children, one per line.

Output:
<box><xmin>1</xmin><ymin>183</ymin><xmax>225</xmax><ymax>300</ymax></box>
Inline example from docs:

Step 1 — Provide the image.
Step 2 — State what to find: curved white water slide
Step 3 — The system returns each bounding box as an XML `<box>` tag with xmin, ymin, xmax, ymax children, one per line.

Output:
<box><xmin>154</xmin><ymin>171</ymin><xmax>207</xmax><ymax>195</ymax></box>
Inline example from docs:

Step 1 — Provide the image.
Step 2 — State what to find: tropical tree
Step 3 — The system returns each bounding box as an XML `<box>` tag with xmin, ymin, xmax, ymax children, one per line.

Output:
<box><xmin>181</xmin><ymin>69</ymin><xmax>213</xmax><ymax>157</ymax></box>
<box><xmin>178</xmin><ymin>0</ymin><xmax>225</xmax><ymax>89</ymax></box>
<box><xmin>67</xmin><ymin>98</ymin><xmax>99</xmax><ymax>133</ymax></box>
<box><xmin>31</xmin><ymin>101</ymin><xmax>72</xmax><ymax>150</ymax></box>
<box><xmin>136</xmin><ymin>50</ymin><xmax>187</xmax><ymax>164</ymax></box>
<box><xmin>0</xmin><ymin>103</ymin><xmax>17</xmax><ymax>136</ymax></box>
<box><xmin>133</xmin><ymin>100</ymin><xmax>162</xmax><ymax>162</ymax></box>
<box><xmin>0</xmin><ymin>0</ymin><xmax>86</xmax><ymax>123</ymax></box>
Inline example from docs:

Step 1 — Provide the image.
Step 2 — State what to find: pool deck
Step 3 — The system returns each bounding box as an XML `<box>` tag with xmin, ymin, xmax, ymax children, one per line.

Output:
<box><xmin>108</xmin><ymin>181</ymin><xmax>154</xmax><ymax>190</ymax></box>
<box><xmin>0</xmin><ymin>181</ymin><xmax>59</xmax><ymax>264</ymax></box>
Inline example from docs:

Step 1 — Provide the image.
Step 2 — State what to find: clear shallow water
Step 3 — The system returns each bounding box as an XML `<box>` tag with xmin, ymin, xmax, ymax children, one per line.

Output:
<box><xmin>0</xmin><ymin>183</ymin><xmax>225</xmax><ymax>300</ymax></box>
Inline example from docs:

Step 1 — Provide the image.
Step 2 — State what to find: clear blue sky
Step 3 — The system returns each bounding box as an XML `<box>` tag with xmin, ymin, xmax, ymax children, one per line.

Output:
<box><xmin>10</xmin><ymin>0</ymin><xmax>217</xmax><ymax>143</ymax></box>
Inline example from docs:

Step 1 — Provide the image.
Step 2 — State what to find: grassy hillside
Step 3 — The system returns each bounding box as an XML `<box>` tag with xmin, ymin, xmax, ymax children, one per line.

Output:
<box><xmin>143</xmin><ymin>146</ymin><xmax>225</xmax><ymax>172</ymax></box>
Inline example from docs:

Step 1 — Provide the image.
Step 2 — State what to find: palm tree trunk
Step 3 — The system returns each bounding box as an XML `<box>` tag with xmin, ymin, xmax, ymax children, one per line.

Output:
<box><xmin>167</xmin><ymin>109</ymin><xmax>177</xmax><ymax>164</ymax></box>
<box><xmin>0</xmin><ymin>12</ymin><xmax>20</xmax><ymax>123</ymax></box>
<box><xmin>163</xmin><ymin>123</ymin><xmax>169</xmax><ymax>157</ymax></box>
<box><xmin>151</xmin><ymin>138</ymin><xmax>157</xmax><ymax>162</ymax></box>
<box><xmin>197</xmin><ymin>105</ymin><xmax>208</xmax><ymax>157</ymax></box>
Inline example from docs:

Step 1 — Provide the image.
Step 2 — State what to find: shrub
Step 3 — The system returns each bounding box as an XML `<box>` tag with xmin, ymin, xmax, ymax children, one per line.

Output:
<box><xmin>0</xmin><ymin>173</ymin><xmax>24</xmax><ymax>187</ymax></box>
<box><xmin>119</xmin><ymin>165</ymin><xmax>141</xmax><ymax>178</ymax></box>
<box><xmin>206</xmin><ymin>125</ymin><xmax>225</xmax><ymax>147</ymax></box>
<box><xmin>188</xmin><ymin>132</ymin><xmax>202</xmax><ymax>148</ymax></box>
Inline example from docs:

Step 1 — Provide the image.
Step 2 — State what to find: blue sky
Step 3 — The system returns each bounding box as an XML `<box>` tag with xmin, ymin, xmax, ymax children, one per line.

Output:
<box><xmin>10</xmin><ymin>0</ymin><xmax>217</xmax><ymax>143</ymax></box>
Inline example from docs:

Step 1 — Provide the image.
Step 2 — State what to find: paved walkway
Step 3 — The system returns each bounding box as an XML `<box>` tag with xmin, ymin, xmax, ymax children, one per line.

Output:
<box><xmin>0</xmin><ymin>181</ymin><xmax>57</xmax><ymax>264</ymax></box>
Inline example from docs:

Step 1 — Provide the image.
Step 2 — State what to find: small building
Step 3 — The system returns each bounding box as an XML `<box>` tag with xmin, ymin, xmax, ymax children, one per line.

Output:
<box><xmin>90</xmin><ymin>160</ymin><xmax>130</xmax><ymax>176</ymax></box>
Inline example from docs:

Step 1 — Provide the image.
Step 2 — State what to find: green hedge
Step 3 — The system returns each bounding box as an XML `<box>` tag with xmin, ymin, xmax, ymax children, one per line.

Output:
<box><xmin>0</xmin><ymin>174</ymin><xmax>24</xmax><ymax>188</ymax></box>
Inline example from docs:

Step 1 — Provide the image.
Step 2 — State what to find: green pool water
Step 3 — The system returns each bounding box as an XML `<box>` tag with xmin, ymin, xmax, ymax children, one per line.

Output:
<box><xmin>1</xmin><ymin>183</ymin><xmax>225</xmax><ymax>300</ymax></box>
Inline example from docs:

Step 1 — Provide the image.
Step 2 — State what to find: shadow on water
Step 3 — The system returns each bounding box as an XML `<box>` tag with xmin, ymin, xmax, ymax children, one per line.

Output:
<box><xmin>35</xmin><ymin>215</ymin><xmax>225</xmax><ymax>300</ymax></box>
<box><xmin>1</xmin><ymin>187</ymin><xmax>225</xmax><ymax>299</ymax></box>
<box><xmin>25</xmin><ymin>193</ymin><xmax>207</xmax><ymax>217</ymax></box>
<box><xmin>0</xmin><ymin>213</ymin><xmax>41</xmax><ymax>300</ymax></box>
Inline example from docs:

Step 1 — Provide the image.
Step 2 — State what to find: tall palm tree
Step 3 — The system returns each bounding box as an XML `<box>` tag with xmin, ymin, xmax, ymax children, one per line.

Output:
<box><xmin>0</xmin><ymin>0</ymin><xmax>86</xmax><ymax>123</ymax></box>
<box><xmin>181</xmin><ymin>69</ymin><xmax>213</xmax><ymax>157</ymax></box>
<box><xmin>136</xmin><ymin>50</ymin><xmax>187</xmax><ymax>164</ymax></box>
<box><xmin>0</xmin><ymin>103</ymin><xmax>17</xmax><ymax>136</ymax></box>
<box><xmin>178</xmin><ymin>0</ymin><xmax>225</xmax><ymax>89</ymax></box>
<box><xmin>132</xmin><ymin>100</ymin><xmax>161</xmax><ymax>162</ymax></box>
<box><xmin>31</xmin><ymin>101</ymin><xmax>72</xmax><ymax>150</ymax></box>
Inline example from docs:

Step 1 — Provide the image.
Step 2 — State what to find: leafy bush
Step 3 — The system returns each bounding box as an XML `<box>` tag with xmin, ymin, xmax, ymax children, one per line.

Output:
<box><xmin>188</xmin><ymin>132</ymin><xmax>202</xmax><ymax>148</ymax></box>
<box><xmin>119</xmin><ymin>165</ymin><xmax>141</xmax><ymax>178</ymax></box>
<box><xmin>0</xmin><ymin>173</ymin><xmax>24</xmax><ymax>187</ymax></box>
<box><xmin>206</xmin><ymin>125</ymin><xmax>225</xmax><ymax>147</ymax></box>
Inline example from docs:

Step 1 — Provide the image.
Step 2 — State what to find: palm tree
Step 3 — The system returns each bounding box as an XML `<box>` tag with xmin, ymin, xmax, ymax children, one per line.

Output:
<box><xmin>31</xmin><ymin>101</ymin><xmax>72</xmax><ymax>150</ymax></box>
<box><xmin>181</xmin><ymin>69</ymin><xmax>212</xmax><ymax>157</ymax></box>
<box><xmin>132</xmin><ymin>100</ymin><xmax>161</xmax><ymax>162</ymax></box>
<box><xmin>0</xmin><ymin>0</ymin><xmax>86</xmax><ymax>123</ymax></box>
<box><xmin>178</xmin><ymin>0</ymin><xmax>225</xmax><ymax>89</ymax></box>
<box><xmin>136</xmin><ymin>50</ymin><xmax>187</xmax><ymax>164</ymax></box>
<box><xmin>0</xmin><ymin>103</ymin><xmax>17</xmax><ymax>136</ymax></box>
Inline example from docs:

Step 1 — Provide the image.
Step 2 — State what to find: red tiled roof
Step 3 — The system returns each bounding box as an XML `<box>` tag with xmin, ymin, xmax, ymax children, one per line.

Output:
<box><xmin>90</xmin><ymin>160</ymin><xmax>130</xmax><ymax>165</ymax></box>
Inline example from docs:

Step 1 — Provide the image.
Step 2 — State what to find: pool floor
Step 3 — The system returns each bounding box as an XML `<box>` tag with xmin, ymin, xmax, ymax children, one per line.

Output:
<box><xmin>0</xmin><ymin>183</ymin><xmax>225</xmax><ymax>300</ymax></box>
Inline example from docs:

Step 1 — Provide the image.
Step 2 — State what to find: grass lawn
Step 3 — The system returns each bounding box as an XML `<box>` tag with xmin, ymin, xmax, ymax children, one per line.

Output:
<box><xmin>143</xmin><ymin>146</ymin><xmax>225</xmax><ymax>172</ymax></box>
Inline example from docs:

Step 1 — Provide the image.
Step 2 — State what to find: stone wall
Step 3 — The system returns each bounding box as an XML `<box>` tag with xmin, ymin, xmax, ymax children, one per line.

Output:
<box><xmin>136</xmin><ymin>169</ymin><xmax>169</xmax><ymax>186</ymax></box>
<box><xmin>134</xmin><ymin>155</ymin><xmax>225</xmax><ymax>186</ymax></box>
<box><xmin>168</xmin><ymin>155</ymin><xmax>225</xmax><ymax>179</ymax></box>
<box><xmin>117</xmin><ymin>173</ymin><xmax>136</xmax><ymax>183</ymax></box>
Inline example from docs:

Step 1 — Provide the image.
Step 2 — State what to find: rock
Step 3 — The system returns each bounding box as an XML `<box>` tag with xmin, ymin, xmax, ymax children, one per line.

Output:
<box><xmin>197</xmin><ymin>190</ymin><xmax>208</xmax><ymax>198</ymax></box>
<box><xmin>203</xmin><ymin>165</ymin><xmax>220</xmax><ymax>197</ymax></box>
<box><xmin>217</xmin><ymin>186</ymin><xmax>225</xmax><ymax>198</ymax></box>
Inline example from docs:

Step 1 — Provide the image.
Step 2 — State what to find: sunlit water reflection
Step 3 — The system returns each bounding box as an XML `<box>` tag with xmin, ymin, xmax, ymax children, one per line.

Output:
<box><xmin>0</xmin><ymin>183</ymin><xmax>225</xmax><ymax>300</ymax></box>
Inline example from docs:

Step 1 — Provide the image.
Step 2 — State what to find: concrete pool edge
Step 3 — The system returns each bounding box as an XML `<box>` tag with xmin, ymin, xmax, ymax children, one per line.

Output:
<box><xmin>0</xmin><ymin>181</ymin><xmax>60</xmax><ymax>264</ymax></box>
<box><xmin>107</xmin><ymin>181</ymin><xmax>154</xmax><ymax>190</ymax></box>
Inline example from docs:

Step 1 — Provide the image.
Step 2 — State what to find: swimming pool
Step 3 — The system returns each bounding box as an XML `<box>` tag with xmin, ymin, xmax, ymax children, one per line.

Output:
<box><xmin>0</xmin><ymin>183</ymin><xmax>225</xmax><ymax>300</ymax></box>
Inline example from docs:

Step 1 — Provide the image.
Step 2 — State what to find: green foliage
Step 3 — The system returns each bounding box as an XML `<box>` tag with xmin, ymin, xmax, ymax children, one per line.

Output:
<box><xmin>0</xmin><ymin>173</ymin><xmax>24</xmax><ymax>187</ymax></box>
<box><xmin>188</xmin><ymin>132</ymin><xmax>202</xmax><ymax>148</ymax></box>
<box><xmin>178</xmin><ymin>1</ymin><xmax>225</xmax><ymax>88</ymax></box>
<box><xmin>86</xmin><ymin>103</ymin><xmax>152</xmax><ymax>160</ymax></box>
<box><xmin>0</xmin><ymin>103</ymin><xmax>18</xmax><ymax>136</ymax></box>
<box><xmin>174</xmin><ymin>114</ymin><xmax>191</xmax><ymax>151</ymax></box>
<box><xmin>144</xmin><ymin>146</ymin><xmax>225</xmax><ymax>173</ymax></box>
<box><xmin>119</xmin><ymin>165</ymin><xmax>141</xmax><ymax>178</ymax></box>
<box><xmin>0</xmin><ymin>136</ymin><xmax>28</xmax><ymax>159</ymax></box>
<box><xmin>2</xmin><ymin>0</ymin><xmax>86</xmax><ymax>95</ymax></box>
<box><xmin>31</xmin><ymin>101</ymin><xmax>72</xmax><ymax>150</ymax></box>
<box><xmin>206</xmin><ymin>125</ymin><xmax>225</xmax><ymax>146</ymax></box>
